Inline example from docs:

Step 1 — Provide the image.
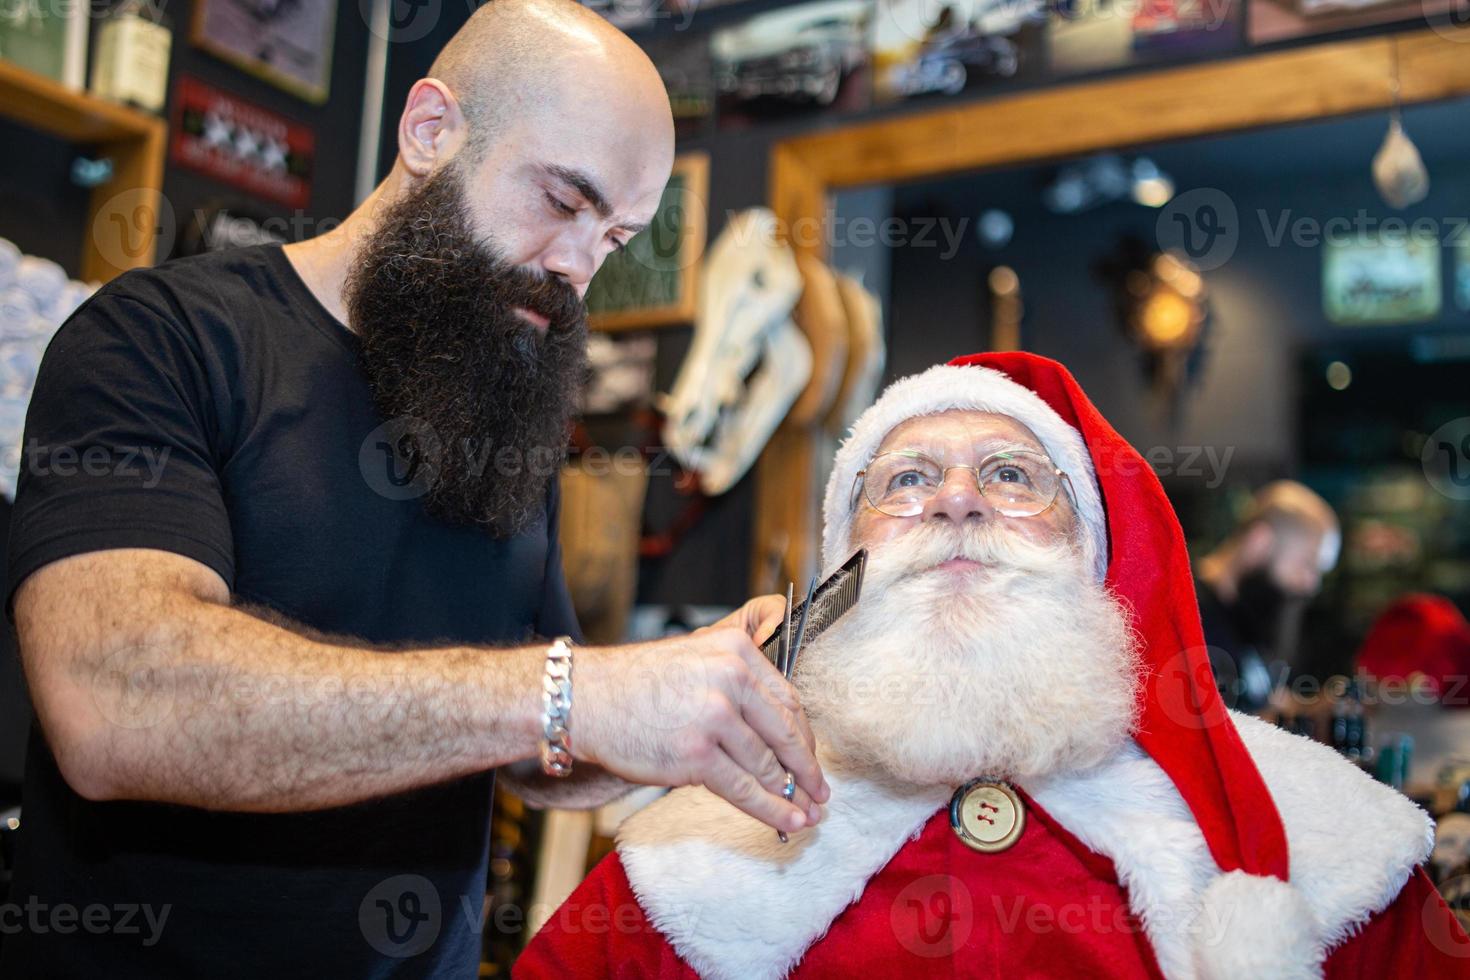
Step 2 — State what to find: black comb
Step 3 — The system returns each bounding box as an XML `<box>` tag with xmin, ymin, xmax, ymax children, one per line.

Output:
<box><xmin>760</xmin><ymin>550</ymin><xmax>867</xmax><ymax>668</ymax></box>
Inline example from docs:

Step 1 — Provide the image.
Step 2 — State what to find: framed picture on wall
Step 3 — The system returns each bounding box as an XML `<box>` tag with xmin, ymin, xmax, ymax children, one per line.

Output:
<box><xmin>640</xmin><ymin>30</ymin><xmax>716</xmax><ymax>139</ymax></box>
<box><xmin>872</xmin><ymin>0</ymin><xmax>1047</xmax><ymax>103</ymax></box>
<box><xmin>1051</xmin><ymin>0</ymin><xmax>1243</xmax><ymax>76</ymax></box>
<box><xmin>1248</xmin><ymin>0</ymin><xmax>1457</xmax><ymax>46</ymax></box>
<box><xmin>586</xmin><ymin>153</ymin><xmax>709</xmax><ymax>331</ymax></box>
<box><xmin>191</xmin><ymin>0</ymin><xmax>337</xmax><ymax>104</ymax></box>
<box><xmin>1322</xmin><ymin>233</ymin><xmax>1442</xmax><ymax>325</ymax></box>
<box><xmin>580</xmin><ymin>0</ymin><xmax>759</xmax><ymax>32</ymax></box>
<box><xmin>169</xmin><ymin>75</ymin><xmax>315</xmax><ymax>208</ymax></box>
<box><xmin>712</xmin><ymin>0</ymin><xmax>873</xmax><ymax>128</ymax></box>
<box><xmin>579</xmin><ymin>0</ymin><xmax>668</xmax><ymax>31</ymax></box>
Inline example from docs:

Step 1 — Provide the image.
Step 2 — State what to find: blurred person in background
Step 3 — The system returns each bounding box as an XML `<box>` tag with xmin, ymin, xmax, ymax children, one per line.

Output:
<box><xmin>1195</xmin><ymin>480</ymin><xmax>1340</xmax><ymax>714</ymax></box>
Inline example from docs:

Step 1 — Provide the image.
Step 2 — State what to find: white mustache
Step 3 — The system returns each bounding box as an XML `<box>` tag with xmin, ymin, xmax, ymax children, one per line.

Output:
<box><xmin>863</xmin><ymin>521</ymin><xmax>1082</xmax><ymax>589</ymax></box>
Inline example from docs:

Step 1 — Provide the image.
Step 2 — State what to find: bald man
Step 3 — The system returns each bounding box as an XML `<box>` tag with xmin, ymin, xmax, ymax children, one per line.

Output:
<box><xmin>1195</xmin><ymin>480</ymin><xmax>1341</xmax><ymax>714</ymax></box>
<box><xmin>0</xmin><ymin>2</ymin><xmax>825</xmax><ymax>975</ymax></box>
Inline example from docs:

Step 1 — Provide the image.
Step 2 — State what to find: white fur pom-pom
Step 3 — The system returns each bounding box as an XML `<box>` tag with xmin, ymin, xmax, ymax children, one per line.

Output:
<box><xmin>1192</xmin><ymin>871</ymin><xmax>1325</xmax><ymax>980</ymax></box>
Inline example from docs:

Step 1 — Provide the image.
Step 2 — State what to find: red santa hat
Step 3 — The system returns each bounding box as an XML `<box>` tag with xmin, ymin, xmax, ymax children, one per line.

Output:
<box><xmin>1357</xmin><ymin>593</ymin><xmax>1470</xmax><ymax>708</ymax></box>
<box><xmin>821</xmin><ymin>351</ymin><xmax>1291</xmax><ymax>883</ymax></box>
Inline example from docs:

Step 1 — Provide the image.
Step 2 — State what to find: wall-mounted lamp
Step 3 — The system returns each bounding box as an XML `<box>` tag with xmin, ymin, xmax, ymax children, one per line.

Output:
<box><xmin>1098</xmin><ymin>239</ymin><xmax>1211</xmax><ymax>411</ymax></box>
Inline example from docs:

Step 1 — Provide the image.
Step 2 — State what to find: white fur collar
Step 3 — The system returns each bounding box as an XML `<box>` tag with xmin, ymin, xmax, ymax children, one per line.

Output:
<box><xmin>616</xmin><ymin>761</ymin><xmax>947</xmax><ymax>980</ymax></box>
<box><xmin>616</xmin><ymin>711</ymin><xmax>1432</xmax><ymax>980</ymax></box>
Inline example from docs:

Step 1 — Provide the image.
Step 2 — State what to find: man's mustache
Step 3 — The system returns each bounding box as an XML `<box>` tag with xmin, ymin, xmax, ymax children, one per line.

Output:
<box><xmin>498</xmin><ymin>266</ymin><xmax>585</xmax><ymax>332</ymax></box>
<box><xmin>863</xmin><ymin>522</ymin><xmax>1081</xmax><ymax>588</ymax></box>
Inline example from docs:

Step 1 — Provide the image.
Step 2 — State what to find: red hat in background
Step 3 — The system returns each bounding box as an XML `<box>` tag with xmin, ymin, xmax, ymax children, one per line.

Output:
<box><xmin>1358</xmin><ymin>594</ymin><xmax>1470</xmax><ymax>708</ymax></box>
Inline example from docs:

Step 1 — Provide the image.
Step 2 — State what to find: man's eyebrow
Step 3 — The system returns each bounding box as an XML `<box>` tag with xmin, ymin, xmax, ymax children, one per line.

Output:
<box><xmin>543</xmin><ymin>164</ymin><xmax>648</xmax><ymax>233</ymax></box>
<box><xmin>975</xmin><ymin>437</ymin><xmax>1045</xmax><ymax>455</ymax></box>
<box><xmin>886</xmin><ymin>438</ymin><xmax>1043</xmax><ymax>458</ymax></box>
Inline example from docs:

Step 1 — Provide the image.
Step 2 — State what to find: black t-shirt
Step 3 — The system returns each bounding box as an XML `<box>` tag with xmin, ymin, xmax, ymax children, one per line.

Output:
<box><xmin>1194</xmin><ymin>575</ymin><xmax>1273</xmax><ymax>715</ymax></box>
<box><xmin>0</xmin><ymin>245</ymin><xmax>580</xmax><ymax>978</ymax></box>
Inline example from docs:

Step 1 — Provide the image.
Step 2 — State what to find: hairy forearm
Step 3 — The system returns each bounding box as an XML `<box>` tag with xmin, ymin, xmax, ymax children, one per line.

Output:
<box><xmin>498</xmin><ymin>758</ymin><xmax>636</xmax><ymax>811</ymax></box>
<box><xmin>20</xmin><ymin>554</ymin><xmax>547</xmax><ymax>812</ymax></box>
<box><xmin>20</xmin><ymin>553</ymin><xmax>827</xmax><ymax>836</ymax></box>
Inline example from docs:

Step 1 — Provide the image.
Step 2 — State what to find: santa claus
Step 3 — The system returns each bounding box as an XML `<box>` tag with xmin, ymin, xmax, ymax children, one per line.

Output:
<box><xmin>515</xmin><ymin>352</ymin><xmax>1469</xmax><ymax>978</ymax></box>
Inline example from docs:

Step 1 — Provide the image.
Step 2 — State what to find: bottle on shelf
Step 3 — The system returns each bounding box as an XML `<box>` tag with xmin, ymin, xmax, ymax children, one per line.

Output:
<box><xmin>89</xmin><ymin>0</ymin><xmax>172</xmax><ymax>114</ymax></box>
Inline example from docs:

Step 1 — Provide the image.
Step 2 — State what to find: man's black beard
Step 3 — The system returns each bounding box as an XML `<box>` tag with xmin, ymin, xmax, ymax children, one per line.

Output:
<box><xmin>1231</xmin><ymin>567</ymin><xmax>1307</xmax><ymax>660</ymax></box>
<box><xmin>345</xmin><ymin>163</ymin><xmax>589</xmax><ymax>536</ymax></box>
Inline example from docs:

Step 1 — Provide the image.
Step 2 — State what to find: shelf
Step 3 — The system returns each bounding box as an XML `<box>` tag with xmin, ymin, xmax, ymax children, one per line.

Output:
<box><xmin>0</xmin><ymin>59</ymin><xmax>168</xmax><ymax>282</ymax></box>
<box><xmin>0</xmin><ymin>58</ymin><xmax>159</xmax><ymax>143</ymax></box>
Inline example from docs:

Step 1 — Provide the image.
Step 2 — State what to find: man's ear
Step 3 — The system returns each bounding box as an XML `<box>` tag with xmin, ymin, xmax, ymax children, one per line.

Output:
<box><xmin>397</xmin><ymin>78</ymin><xmax>465</xmax><ymax>177</ymax></box>
<box><xmin>1239</xmin><ymin>522</ymin><xmax>1276</xmax><ymax>564</ymax></box>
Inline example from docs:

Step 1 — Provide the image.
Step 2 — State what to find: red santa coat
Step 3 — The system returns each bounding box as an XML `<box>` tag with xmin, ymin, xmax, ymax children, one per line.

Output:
<box><xmin>516</xmin><ymin>713</ymin><xmax>1470</xmax><ymax>979</ymax></box>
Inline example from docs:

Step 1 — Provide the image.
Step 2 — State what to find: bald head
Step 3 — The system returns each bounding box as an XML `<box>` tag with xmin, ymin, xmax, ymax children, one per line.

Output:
<box><xmin>383</xmin><ymin>0</ymin><xmax>675</xmax><ymax>296</ymax></box>
<box><xmin>1207</xmin><ymin>479</ymin><xmax>1340</xmax><ymax>600</ymax></box>
<box><xmin>1239</xmin><ymin>480</ymin><xmax>1339</xmax><ymax>544</ymax></box>
<box><xmin>429</xmin><ymin>0</ymin><xmax>673</xmax><ymax>162</ymax></box>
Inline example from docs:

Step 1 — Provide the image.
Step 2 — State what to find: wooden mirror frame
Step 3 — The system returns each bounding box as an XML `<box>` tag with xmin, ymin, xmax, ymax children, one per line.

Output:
<box><xmin>753</xmin><ymin>26</ymin><xmax>1470</xmax><ymax>592</ymax></box>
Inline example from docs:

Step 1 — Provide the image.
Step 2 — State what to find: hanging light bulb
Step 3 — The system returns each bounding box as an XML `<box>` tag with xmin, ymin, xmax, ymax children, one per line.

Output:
<box><xmin>1373</xmin><ymin>40</ymin><xmax>1430</xmax><ymax>210</ymax></box>
<box><xmin>1374</xmin><ymin>119</ymin><xmax>1430</xmax><ymax>209</ymax></box>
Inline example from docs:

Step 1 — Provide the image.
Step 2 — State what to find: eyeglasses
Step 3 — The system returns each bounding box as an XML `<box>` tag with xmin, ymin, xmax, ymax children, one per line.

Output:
<box><xmin>853</xmin><ymin>448</ymin><xmax>1071</xmax><ymax>519</ymax></box>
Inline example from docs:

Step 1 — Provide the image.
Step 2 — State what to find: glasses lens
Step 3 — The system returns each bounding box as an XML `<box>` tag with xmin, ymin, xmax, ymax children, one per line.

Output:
<box><xmin>977</xmin><ymin>451</ymin><xmax>1059</xmax><ymax>515</ymax></box>
<box><xmin>864</xmin><ymin>452</ymin><xmax>944</xmax><ymax>517</ymax></box>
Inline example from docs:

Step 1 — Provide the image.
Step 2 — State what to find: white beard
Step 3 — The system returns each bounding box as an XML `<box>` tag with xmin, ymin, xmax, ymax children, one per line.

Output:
<box><xmin>797</xmin><ymin>522</ymin><xmax>1141</xmax><ymax>789</ymax></box>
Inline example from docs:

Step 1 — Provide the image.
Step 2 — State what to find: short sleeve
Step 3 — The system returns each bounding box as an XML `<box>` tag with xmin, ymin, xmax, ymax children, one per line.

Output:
<box><xmin>535</xmin><ymin>475</ymin><xmax>585</xmax><ymax>644</ymax></box>
<box><xmin>6</xmin><ymin>291</ymin><xmax>235</xmax><ymax>611</ymax></box>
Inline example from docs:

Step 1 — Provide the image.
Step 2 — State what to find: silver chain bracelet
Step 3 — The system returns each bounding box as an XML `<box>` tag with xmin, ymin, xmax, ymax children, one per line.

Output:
<box><xmin>539</xmin><ymin>636</ymin><xmax>574</xmax><ymax>777</ymax></box>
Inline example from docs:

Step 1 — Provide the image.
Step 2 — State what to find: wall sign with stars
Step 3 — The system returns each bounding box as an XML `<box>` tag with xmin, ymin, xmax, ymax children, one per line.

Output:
<box><xmin>169</xmin><ymin>75</ymin><xmax>315</xmax><ymax>209</ymax></box>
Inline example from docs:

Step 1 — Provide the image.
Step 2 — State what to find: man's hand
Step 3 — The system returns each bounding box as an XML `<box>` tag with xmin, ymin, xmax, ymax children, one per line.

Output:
<box><xmin>705</xmin><ymin>594</ymin><xmax>789</xmax><ymax>647</ymax></box>
<box><xmin>573</xmin><ymin>627</ymin><xmax>828</xmax><ymax>835</ymax></box>
<box><xmin>502</xmin><ymin>596</ymin><xmax>805</xmax><ymax>815</ymax></box>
